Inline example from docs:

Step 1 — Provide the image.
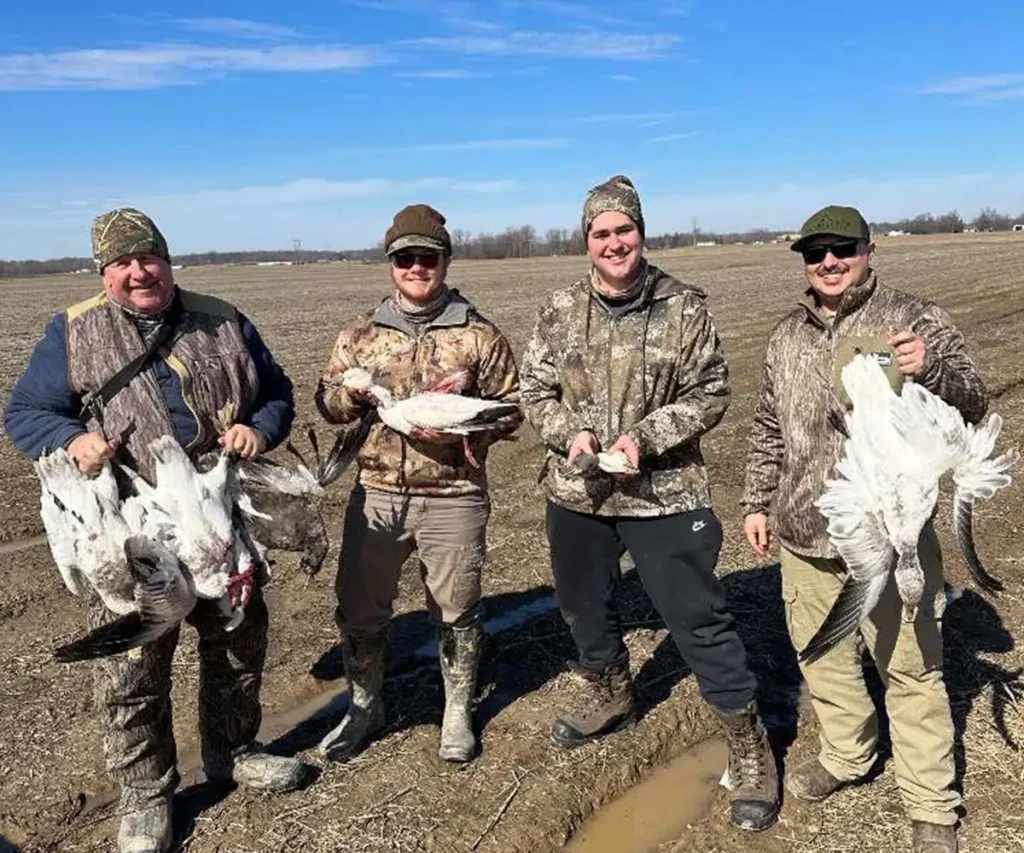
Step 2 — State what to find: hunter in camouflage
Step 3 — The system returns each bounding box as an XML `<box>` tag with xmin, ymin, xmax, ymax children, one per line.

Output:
<box><xmin>520</xmin><ymin>175</ymin><xmax>780</xmax><ymax>833</ymax></box>
<box><xmin>315</xmin><ymin>202</ymin><xmax>521</xmax><ymax>766</ymax></box>
<box><xmin>4</xmin><ymin>208</ymin><xmax>308</xmax><ymax>853</ymax></box>
<box><xmin>740</xmin><ymin>205</ymin><xmax>986</xmax><ymax>853</ymax></box>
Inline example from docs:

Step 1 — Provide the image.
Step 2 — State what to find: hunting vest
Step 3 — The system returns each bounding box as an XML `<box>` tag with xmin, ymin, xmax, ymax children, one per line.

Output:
<box><xmin>65</xmin><ymin>289</ymin><xmax>260</xmax><ymax>483</ymax></box>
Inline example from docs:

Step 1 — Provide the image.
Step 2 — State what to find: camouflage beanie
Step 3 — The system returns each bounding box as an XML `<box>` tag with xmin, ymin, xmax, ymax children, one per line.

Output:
<box><xmin>384</xmin><ymin>204</ymin><xmax>452</xmax><ymax>256</ymax></box>
<box><xmin>91</xmin><ymin>208</ymin><xmax>171</xmax><ymax>271</ymax></box>
<box><xmin>582</xmin><ymin>174</ymin><xmax>645</xmax><ymax>239</ymax></box>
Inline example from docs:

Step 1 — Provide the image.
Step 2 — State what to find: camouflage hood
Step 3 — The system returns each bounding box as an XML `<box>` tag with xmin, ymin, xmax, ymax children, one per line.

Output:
<box><xmin>741</xmin><ymin>274</ymin><xmax>988</xmax><ymax>558</ymax></box>
<box><xmin>316</xmin><ymin>289</ymin><xmax>521</xmax><ymax>496</ymax></box>
<box><xmin>521</xmin><ymin>263</ymin><xmax>731</xmax><ymax>517</ymax></box>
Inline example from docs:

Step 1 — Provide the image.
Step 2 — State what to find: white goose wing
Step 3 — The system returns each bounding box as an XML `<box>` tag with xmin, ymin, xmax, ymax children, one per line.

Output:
<box><xmin>35</xmin><ymin>450</ymin><xmax>136</xmax><ymax>614</ymax></box>
<box><xmin>53</xmin><ymin>535</ymin><xmax>197</xmax><ymax>662</ymax></box>
<box><xmin>891</xmin><ymin>382</ymin><xmax>1018</xmax><ymax>592</ymax></box>
<box><xmin>805</xmin><ymin>443</ymin><xmax>896</xmax><ymax>663</ymax></box>
<box><xmin>395</xmin><ymin>393</ymin><xmax>520</xmax><ymax>433</ymax></box>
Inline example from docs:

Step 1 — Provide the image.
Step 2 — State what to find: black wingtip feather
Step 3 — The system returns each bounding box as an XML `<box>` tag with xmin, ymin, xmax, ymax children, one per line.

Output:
<box><xmin>799</xmin><ymin>577</ymin><xmax>875</xmax><ymax>665</ymax></box>
<box><xmin>53</xmin><ymin>613</ymin><xmax>150</xmax><ymax>662</ymax></box>
<box><xmin>953</xmin><ymin>497</ymin><xmax>1004</xmax><ymax>594</ymax></box>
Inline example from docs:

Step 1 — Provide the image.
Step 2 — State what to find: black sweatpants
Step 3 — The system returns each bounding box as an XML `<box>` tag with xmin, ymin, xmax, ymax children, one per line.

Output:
<box><xmin>546</xmin><ymin>501</ymin><xmax>757</xmax><ymax>712</ymax></box>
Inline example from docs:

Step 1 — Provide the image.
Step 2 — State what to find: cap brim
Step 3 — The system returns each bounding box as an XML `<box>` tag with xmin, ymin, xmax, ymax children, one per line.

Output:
<box><xmin>385</xmin><ymin>234</ymin><xmax>448</xmax><ymax>255</ymax></box>
<box><xmin>790</xmin><ymin>232</ymin><xmax>849</xmax><ymax>252</ymax></box>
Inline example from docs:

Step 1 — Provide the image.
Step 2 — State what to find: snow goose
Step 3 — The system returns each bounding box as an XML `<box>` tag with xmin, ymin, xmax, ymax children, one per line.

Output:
<box><xmin>801</xmin><ymin>354</ymin><xmax>1017</xmax><ymax>663</ymax></box>
<box><xmin>36</xmin><ymin>448</ymin><xmax>138</xmax><ymax>615</ymax></box>
<box><xmin>53</xmin><ymin>534</ymin><xmax>197</xmax><ymax>662</ymax></box>
<box><xmin>234</xmin><ymin>422</ymin><xmax>368</xmax><ymax>575</ymax></box>
<box><xmin>341</xmin><ymin>367</ymin><xmax>519</xmax><ymax>467</ymax></box>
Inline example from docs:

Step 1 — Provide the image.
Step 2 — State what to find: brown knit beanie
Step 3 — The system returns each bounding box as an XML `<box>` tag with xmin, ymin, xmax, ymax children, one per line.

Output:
<box><xmin>582</xmin><ymin>174</ymin><xmax>645</xmax><ymax>239</ymax></box>
<box><xmin>384</xmin><ymin>204</ymin><xmax>452</xmax><ymax>256</ymax></box>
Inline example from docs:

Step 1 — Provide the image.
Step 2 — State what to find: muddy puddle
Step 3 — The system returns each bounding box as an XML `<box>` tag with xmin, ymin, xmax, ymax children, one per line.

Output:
<box><xmin>565</xmin><ymin>737</ymin><xmax>728</xmax><ymax>853</ymax></box>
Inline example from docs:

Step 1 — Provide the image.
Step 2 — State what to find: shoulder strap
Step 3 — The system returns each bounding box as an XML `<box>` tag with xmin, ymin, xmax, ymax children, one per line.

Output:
<box><xmin>80</xmin><ymin>296</ymin><xmax>184</xmax><ymax>422</ymax></box>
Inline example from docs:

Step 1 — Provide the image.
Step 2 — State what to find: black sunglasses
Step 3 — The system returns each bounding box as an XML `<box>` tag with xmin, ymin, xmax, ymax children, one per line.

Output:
<box><xmin>800</xmin><ymin>239</ymin><xmax>863</xmax><ymax>265</ymax></box>
<box><xmin>391</xmin><ymin>251</ymin><xmax>442</xmax><ymax>270</ymax></box>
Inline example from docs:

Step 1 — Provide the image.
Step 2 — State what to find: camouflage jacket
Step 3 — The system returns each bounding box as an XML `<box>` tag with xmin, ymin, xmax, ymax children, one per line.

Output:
<box><xmin>520</xmin><ymin>264</ymin><xmax>731</xmax><ymax>517</ymax></box>
<box><xmin>316</xmin><ymin>288</ymin><xmax>521</xmax><ymax>496</ymax></box>
<box><xmin>740</xmin><ymin>274</ymin><xmax>988</xmax><ymax>558</ymax></box>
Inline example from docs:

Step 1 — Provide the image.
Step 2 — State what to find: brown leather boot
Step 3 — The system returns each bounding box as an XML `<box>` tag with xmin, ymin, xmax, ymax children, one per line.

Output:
<box><xmin>912</xmin><ymin>821</ymin><xmax>957</xmax><ymax>853</ymax></box>
<box><xmin>551</xmin><ymin>657</ymin><xmax>636</xmax><ymax>749</ymax></box>
<box><xmin>714</xmin><ymin>701</ymin><xmax>780</xmax><ymax>832</ymax></box>
<box><xmin>784</xmin><ymin>757</ymin><xmax>847</xmax><ymax>803</ymax></box>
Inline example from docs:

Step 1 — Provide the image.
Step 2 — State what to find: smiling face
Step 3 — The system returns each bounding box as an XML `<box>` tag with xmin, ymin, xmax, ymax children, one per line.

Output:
<box><xmin>389</xmin><ymin>249</ymin><xmax>450</xmax><ymax>305</ymax></box>
<box><xmin>802</xmin><ymin>236</ymin><xmax>874</xmax><ymax>310</ymax></box>
<box><xmin>102</xmin><ymin>253</ymin><xmax>176</xmax><ymax>314</ymax></box>
<box><xmin>587</xmin><ymin>210</ymin><xmax>644</xmax><ymax>291</ymax></box>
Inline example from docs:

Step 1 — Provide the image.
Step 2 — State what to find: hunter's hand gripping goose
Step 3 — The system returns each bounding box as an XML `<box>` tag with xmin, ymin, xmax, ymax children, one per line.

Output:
<box><xmin>801</xmin><ymin>354</ymin><xmax>1018</xmax><ymax>664</ymax></box>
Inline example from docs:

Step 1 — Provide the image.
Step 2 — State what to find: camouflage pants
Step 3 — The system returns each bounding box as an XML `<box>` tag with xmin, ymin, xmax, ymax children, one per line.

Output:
<box><xmin>84</xmin><ymin>586</ymin><xmax>269</xmax><ymax>810</ymax></box>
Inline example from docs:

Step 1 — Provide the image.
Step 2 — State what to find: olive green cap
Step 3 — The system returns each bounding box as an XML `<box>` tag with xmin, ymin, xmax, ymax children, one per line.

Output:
<box><xmin>91</xmin><ymin>208</ymin><xmax>171</xmax><ymax>271</ymax></box>
<box><xmin>791</xmin><ymin>205</ymin><xmax>870</xmax><ymax>252</ymax></box>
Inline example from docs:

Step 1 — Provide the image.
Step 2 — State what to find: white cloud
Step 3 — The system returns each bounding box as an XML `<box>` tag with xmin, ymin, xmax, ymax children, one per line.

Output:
<box><xmin>407</xmin><ymin>30</ymin><xmax>681</xmax><ymax>60</ymax></box>
<box><xmin>0</xmin><ymin>43</ymin><xmax>385</xmax><ymax>91</ymax></box>
<box><xmin>174</xmin><ymin>17</ymin><xmax>303</xmax><ymax>41</ymax></box>
<box><xmin>395</xmin><ymin>68</ymin><xmax>484</xmax><ymax>79</ymax></box>
<box><xmin>499</xmin><ymin>1</ymin><xmax>636</xmax><ymax>28</ymax></box>
<box><xmin>919</xmin><ymin>72</ymin><xmax>1024</xmax><ymax>103</ymax></box>
<box><xmin>607</xmin><ymin>73</ymin><xmax>638</xmax><ymax>83</ymax></box>
<box><xmin>645</xmin><ymin>131</ymin><xmax>698</xmax><ymax>143</ymax></box>
<box><xmin>337</xmin><ymin>138</ymin><xmax>570</xmax><ymax>153</ymax></box>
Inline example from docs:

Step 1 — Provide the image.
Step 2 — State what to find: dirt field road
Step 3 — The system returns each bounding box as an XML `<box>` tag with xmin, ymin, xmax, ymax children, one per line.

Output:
<box><xmin>1</xmin><ymin>234</ymin><xmax>1022</xmax><ymax>852</ymax></box>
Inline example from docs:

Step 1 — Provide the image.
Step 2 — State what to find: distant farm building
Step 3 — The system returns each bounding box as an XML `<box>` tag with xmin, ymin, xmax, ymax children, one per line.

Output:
<box><xmin>1013</xmin><ymin>224</ymin><xmax>1024</xmax><ymax>232</ymax></box>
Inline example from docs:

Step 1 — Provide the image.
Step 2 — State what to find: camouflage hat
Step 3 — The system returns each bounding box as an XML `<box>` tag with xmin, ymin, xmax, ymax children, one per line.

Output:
<box><xmin>791</xmin><ymin>205</ymin><xmax>870</xmax><ymax>252</ymax></box>
<box><xmin>582</xmin><ymin>174</ymin><xmax>645</xmax><ymax>239</ymax></box>
<box><xmin>91</xmin><ymin>208</ymin><xmax>171</xmax><ymax>271</ymax></box>
<box><xmin>384</xmin><ymin>204</ymin><xmax>452</xmax><ymax>256</ymax></box>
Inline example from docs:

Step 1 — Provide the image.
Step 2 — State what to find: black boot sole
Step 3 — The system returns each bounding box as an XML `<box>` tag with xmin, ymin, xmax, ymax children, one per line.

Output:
<box><xmin>550</xmin><ymin>714</ymin><xmax>636</xmax><ymax>749</ymax></box>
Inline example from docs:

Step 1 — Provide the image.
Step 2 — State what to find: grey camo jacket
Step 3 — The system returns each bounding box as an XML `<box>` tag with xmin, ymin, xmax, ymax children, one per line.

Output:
<box><xmin>740</xmin><ymin>274</ymin><xmax>988</xmax><ymax>558</ymax></box>
<box><xmin>520</xmin><ymin>263</ymin><xmax>730</xmax><ymax>517</ymax></box>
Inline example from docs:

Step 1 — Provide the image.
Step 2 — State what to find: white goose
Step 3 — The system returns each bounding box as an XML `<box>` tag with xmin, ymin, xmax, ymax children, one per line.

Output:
<box><xmin>39</xmin><ymin>436</ymin><xmax>260</xmax><ymax>661</ymax></box>
<box><xmin>342</xmin><ymin>367</ymin><xmax>519</xmax><ymax>466</ymax></box>
<box><xmin>802</xmin><ymin>354</ymin><xmax>1017</xmax><ymax>663</ymax></box>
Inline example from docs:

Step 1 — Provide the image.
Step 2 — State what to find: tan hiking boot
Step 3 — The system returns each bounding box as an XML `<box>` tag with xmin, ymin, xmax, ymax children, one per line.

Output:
<box><xmin>117</xmin><ymin>800</ymin><xmax>172</xmax><ymax>853</ymax></box>
<box><xmin>438</xmin><ymin>617</ymin><xmax>483</xmax><ymax>763</ymax></box>
<box><xmin>784</xmin><ymin>757</ymin><xmax>847</xmax><ymax>803</ymax></box>
<box><xmin>319</xmin><ymin>630</ymin><xmax>388</xmax><ymax>762</ymax></box>
<box><xmin>551</xmin><ymin>657</ymin><xmax>636</xmax><ymax>749</ymax></box>
<box><xmin>912</xmin><ymin>821</ymin><xmax>957</xmax><ymax>853</ymax></box>
<box><xmin>714</xmin><ymin>701</ymin><xmax>780</xmax><ymax>832</ymax></box>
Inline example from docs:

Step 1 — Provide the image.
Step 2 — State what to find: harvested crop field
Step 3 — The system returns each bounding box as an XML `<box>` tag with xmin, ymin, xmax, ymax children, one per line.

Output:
<box><xmin>1</xmin><ymin>233</ymin><xmax>1022</xmax><ymax>853</ymax></box>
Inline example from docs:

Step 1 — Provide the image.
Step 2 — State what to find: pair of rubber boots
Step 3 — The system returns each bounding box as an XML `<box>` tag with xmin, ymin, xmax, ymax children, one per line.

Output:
<box><xmin>550</xmin><ymin>654</ymin><xmax>780</xmax><ymax>833</ymax></box>
<box><xmin>319</xmin><ymin>617</ymin><xmax>483</xmax><ymax>764</ymax></box>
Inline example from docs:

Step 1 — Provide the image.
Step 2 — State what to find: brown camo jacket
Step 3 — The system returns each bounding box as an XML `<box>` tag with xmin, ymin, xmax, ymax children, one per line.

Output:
<box><xmin>316</xmin><ymin>289</ymin><xmax>521</xmax><ymax>496</ymax></box>
<box><xmin>740</xmin><ymin>274</ymin><xmax>988</xmax><ymax>558</ymax></box>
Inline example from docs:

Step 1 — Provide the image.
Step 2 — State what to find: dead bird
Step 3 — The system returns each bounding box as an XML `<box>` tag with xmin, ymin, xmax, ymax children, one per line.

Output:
<box><xmin>801</xmin><ymin>355</ymin><xmax>1017</xmax><ymax>664</ymax></box>
<box><xmin>234</xmin><ymin>421</ymin><xmax>368</xmax><ymax>575</ymax></box>
<box><xmin>53</xmin><ymin>535</ymin><xmax>197</xmax><ymax>662</ymax></box>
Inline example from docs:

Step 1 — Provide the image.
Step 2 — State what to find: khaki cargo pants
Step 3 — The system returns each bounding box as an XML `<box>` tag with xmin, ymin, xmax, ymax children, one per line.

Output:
<box><xmin>336</xmin><ymin>486</ymin><xmax>489</xmax><ymax>634</ymax></box>
<box><xmin>781</xmin><ymin>523</ymin><xmax>960</xmax><ymax>825</ymax></box>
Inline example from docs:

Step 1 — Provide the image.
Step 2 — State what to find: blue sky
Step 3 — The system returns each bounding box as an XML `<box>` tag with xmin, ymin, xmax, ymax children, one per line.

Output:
<box><xmin>2</xmin><ymin>0</ymin><xmax>1023</xmax><ymax>259</ymax></box>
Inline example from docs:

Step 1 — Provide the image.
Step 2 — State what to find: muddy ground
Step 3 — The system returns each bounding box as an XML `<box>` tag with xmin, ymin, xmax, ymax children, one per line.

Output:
<box><xmin>1</xmin><ymin>234</ymin><xmax>1022</xmax><ymax>853</ymax></box>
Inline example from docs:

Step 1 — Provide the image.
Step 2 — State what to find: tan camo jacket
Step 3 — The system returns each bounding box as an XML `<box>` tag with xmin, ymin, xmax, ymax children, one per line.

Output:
<box><xmin>740</xmin><ymin>273</ymin><xmax>988</xmax><ymax>558</ymax></box>
<box><xmin>316</xmin><ymin>289</ymin><xmax>521</xmax><ymax>496</ymax></box>
<box><xmin>520</xmin><ymin>264</ymin><xmax>731</xmax><ymax>517</ymax></box>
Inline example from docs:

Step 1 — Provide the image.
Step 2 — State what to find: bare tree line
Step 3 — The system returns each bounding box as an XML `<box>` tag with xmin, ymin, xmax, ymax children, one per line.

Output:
<box><xmin>3</xmin><ymin>207</ymin><xmax>1022</xmax><ymax>278</ymax></box>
